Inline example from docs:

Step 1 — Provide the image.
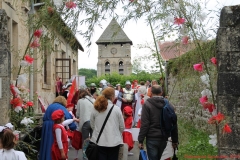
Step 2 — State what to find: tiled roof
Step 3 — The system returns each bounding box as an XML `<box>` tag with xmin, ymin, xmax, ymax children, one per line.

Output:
<box><xmin>158</xmin><ymin>41</ymin><xmax>195</xmax><ymax>61</ymax></box>
<box><xmin>96</xmin><ymin>18</ymin><xmax>132</xmax><ymax>45</ymax></box>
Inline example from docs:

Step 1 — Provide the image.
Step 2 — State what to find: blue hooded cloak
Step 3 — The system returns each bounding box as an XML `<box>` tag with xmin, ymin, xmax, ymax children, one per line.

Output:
<box><xmin>39</xmin><ymin>102</ymin><xmax>76</xmax><ymax>160</ymax></box>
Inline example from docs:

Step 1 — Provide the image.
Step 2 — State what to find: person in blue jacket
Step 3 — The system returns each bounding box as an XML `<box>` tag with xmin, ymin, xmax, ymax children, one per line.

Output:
<box><xmin>39</xmin><ymin>96</ymin><xmax>77</xmax><ymax>160</ymax></box>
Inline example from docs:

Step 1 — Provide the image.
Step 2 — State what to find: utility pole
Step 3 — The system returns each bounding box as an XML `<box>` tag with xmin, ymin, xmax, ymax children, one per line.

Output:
<box><xmin>28</xmin><ymin>0</ymin><xmax>45</xmax><ymax>101</ymax></box>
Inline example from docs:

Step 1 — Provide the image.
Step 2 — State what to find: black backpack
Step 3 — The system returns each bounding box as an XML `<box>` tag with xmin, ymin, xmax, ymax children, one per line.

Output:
<box><xmin>160</xmin><ymin>99</ymin><xmax>177</xmax><ymax>138</ymax></box>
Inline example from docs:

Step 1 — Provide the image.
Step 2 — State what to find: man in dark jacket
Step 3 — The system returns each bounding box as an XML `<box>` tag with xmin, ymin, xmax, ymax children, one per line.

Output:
<box><xmin>138</xmin><ymin>85</ymin><xmax>178</xmax><ymax>160</ymax></box>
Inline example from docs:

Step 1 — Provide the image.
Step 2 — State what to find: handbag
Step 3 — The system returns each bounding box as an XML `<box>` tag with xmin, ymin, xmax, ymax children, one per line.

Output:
<box><xmin>85</xmin><ymin>105</ymin><xmax>114</xmax><ymax>160</ymax></box>
<box><xmin>71</xmin><ymin>130</ymin><xmax>82</xmax><ymax>150</ymax></box>
<box><xmin>118</xmin><ymin>143</ymin><xmax>128</xmax><ymax>160</ymax></box>
<box><xmin>139</xmin><ymin>149</ymin><xmax>148</xmax><ymax>160</ymax></box>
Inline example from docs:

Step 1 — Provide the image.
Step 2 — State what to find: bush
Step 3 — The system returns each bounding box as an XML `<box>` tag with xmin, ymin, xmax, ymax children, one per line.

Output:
<box><xmin>86</xmin><ymin>71</ymin><xmax>163</xmax><ymax>87</ymax></box>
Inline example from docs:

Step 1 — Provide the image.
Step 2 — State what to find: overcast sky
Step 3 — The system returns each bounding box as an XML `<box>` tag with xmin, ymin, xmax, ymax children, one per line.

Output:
<box><xmin>77</xmin><ymin>0</ymin><xmax>240</xmax><ymax>70</ymax></box>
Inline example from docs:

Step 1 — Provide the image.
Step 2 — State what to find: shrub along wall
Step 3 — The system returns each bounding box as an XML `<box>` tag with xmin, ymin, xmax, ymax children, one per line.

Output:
<box><xmin>167</xmin><ymin>40</ymin><xmax>217</xmax><ymax>133</ymax></box>
<box><xmin>86</xmin><ymin>72</ymin><xmax>162</xmax><ymax>88</ymax></box>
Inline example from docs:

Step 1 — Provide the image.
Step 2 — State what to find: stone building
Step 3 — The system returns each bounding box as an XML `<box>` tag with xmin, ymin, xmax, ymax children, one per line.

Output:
<box><xmin>96</xmin><ymin>18</ymin><xmax>132</xmax><ymax>76</ymax></box>
<box><xmin>0</xmin><ymin>0</ymin><xmax>83</xmax><ymax>122</ymax></box>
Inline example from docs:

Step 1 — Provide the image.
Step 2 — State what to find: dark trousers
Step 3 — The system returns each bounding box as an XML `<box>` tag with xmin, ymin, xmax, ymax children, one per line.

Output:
<box><xmin>82</xmin><ymin>121</ymin><xmax>92</xmax><ymax>141</ymax></box>
<box><xmin>98</xmin><ymin>145</ymin><xmax>120</xmax><ymax>160</ymax></box>
<box><xmin>146</xmin><ymin>139</ymin><xmax>167</xmax><ymax>160</ymax></box>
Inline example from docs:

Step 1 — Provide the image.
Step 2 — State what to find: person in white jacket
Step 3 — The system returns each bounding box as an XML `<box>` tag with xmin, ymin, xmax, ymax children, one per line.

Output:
<box><xmin>76</xmin><ymin>89</ymin><xmax>95</xmax><ymax>159</ymax></box>
<box><xmin>90</xmin><ymin>87</ymin><xmax>124</xmax><ymax>160</ymax></box>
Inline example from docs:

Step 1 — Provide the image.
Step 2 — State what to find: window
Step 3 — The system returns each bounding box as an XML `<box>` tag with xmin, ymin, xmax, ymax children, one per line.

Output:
<box><xmin>55</xmin><ymin>58</ymin><xmax>71</xmax><ymax>84</ymax></box>
<box><xmin>119</xmin><ymin>61</ymin><xmax>124</xmax><ymax>75</ymax></box>
<box><xmin>105</xmin><ymin>61</ymin><xmax>110</xmax><ymax>74</ymax></box>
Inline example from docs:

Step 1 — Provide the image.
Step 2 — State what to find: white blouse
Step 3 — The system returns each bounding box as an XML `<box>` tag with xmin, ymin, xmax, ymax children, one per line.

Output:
<box><xmin>0</xmin><ymin>149</ymin><xmax>27</xmax><ymax>160</ymax></box>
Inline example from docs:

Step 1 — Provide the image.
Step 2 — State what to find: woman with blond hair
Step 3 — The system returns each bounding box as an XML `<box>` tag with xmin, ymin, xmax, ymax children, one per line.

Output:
<box><xmin>39</xmin><ymin>96</ymin><xmax>76</xmax><ymax>160</ymax></box>
<box><xmin>89</xmin><ymin>87</ymin><xmax>124</xmax><ymax>160</ymax></box>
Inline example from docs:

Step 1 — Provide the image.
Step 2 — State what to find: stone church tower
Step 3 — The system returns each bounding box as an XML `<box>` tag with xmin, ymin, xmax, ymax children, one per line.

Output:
<box><xmin>96</xmin><ymin>18</ymin><xmax>132</xmax><ymax>76</ymax></box>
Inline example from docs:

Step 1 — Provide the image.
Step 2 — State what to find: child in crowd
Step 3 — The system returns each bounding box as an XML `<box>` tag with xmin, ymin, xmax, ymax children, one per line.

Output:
<box><xmin>0</xmin><ymin>126</ymin><xmax>27</xmax><ymax>159</ymax></box>
<box><xmin>122</xmin><ymin>106</ymin><xmax>134</xmax><ymax>156</ymax></box>
<box><xmin>137</xmin><ymin>94</ymin><xmax>145</xmax><ymax>128</ymax></box>
<box><xmin>51</xmin><ymin>109</ymin><xmax>78</xmax><ymax>160</ymax></box>
<box><xmin>66</xmin><ymin>103</ymin><xmax>80</xmax><ymax>160</ymax></box>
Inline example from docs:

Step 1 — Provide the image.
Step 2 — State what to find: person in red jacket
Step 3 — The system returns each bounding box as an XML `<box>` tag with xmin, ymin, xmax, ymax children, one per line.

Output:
<box><xmin>51</xmin><ymin>110</ymin><xmax>68</xmax><ymax>160</ymax></box>
<box><xmin>122</xmin><ymin>106</ymin><xmax>134</xmax><ymax>156</ymax></box>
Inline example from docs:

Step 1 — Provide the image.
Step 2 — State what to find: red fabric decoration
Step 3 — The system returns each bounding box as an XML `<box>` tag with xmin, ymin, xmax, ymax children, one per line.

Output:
<box><xmin>10</xmin><ymin>84</ymin><xmax>17</xmax><ymax>97</ymax></box>
<box><xmin>65</xmin><ymin>1</ymin><xmax>77</xmax><ymax>9</ymax></box>
<box><xmin>24</xmin><ymin>55</ymin><xmax>34</xmax><ymax>64</ymax></box>
<box><xmin>33</xmin><ymin>29</ymin><xmax>43</xmax><ymax>38</ymax></box>
<box><xmin>215</xmin><ymin>112</ymin><xmax>225</xmax><ymax>123</ymax></box>
<box><xmin>51</xmin><ymin>109</ymin><xmax>64</xmax><ymax>120</ymax></box>
<box><xmin>202</xmin><ymin>102</ymin><xmax>215</xmax><ymax>113</ymax></box>
<box><xmin>67</xmin><ymin>78</ymin><xmax>77</xmax><ymax>107</ymax></box>
<box><xmin>174</xmin><ymin>17</ymin><xmax>185</xmax><ymax>25</ymax></box>
<box><xmin>123</xmin><ymin>106</ymin><xmax>133</xmax><ymax>116</ymax></box>
<box><xmin>199</xmin><ymin>96</ymin><xmax>208</xmax><ymax>104</ymax></box>
<box><xmin>182</xmin><ymin>36</ymin><xmax>189</xmax><ymax>44</ymax></box>
<box><xmin>141</xmin><ymin>99</ymin><xmax>144</xmax><ymax>105</ymax></box>
<box><xmin>208</xmin><ymin>116</ymin><xmax>216</xmax><ymax>124</ymax></box>
<box><xmin>193</xmin><ymin>62</ymin><xmax>203</xmax><ymax>72</ymax></box>
<box><xmin>211</xmin><ymin>57</ymin><xmax>217</xmax><ymax>65</ymax></box>
<box><xmin>30</xmin><ymin>39</ymin><xmax>40</xmax><ymax>48</ymax></box>
<box><xmin>223</xmin><ymin>123</ymin><xmax>232</xmax><ymax>133</ymax></box>
<box><xmin>26</xmin><ymin>101</ymin><xmax>34</xmax><ymax>107</ymax></box>
<box><xmin>10</xmin><ymin>98</ymin><xmax>22</xmax><ymax>108</ymax></box>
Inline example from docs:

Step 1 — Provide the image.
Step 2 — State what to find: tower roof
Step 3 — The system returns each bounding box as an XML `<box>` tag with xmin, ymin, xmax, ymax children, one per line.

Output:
<box><xmin>96</xmin><ymin>18</ymin><xmax>133</xmax><ymax>45</ymax></box>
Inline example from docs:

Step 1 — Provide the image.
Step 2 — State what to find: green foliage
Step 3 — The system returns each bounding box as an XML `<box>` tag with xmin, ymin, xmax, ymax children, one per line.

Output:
<box><xmin>167</xmin><ymin>40</ymin><xmax>216</xmax><ymax>77</ymax></box>
<box><xmin>86</xmin><ymin>72</ymin><xmax>162</xmax><ymax>87</ymax></box>
<box><xmin>78</xmin><ymin>68</ymin><xmax>97</xmax><ymax>79</ymax></box>
<box><xmin>10</xmin><ymin>109</ymin><xmax>40</xmax><ymax>160</ymax></box>
<box><xmin>177</xmin><ymin>118</ymin><xmax>218</xmax><ymax>160</ymax></box>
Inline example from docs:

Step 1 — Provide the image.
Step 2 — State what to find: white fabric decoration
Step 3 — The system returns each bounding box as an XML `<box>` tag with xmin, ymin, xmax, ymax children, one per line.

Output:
<box><xmin>20</xmin><ymin>117</ymin><xmax>34</xmax><ymax>126</ymax></box>
<box><xmin>200</xmin><ymin>74</ymin><xmax>210</xmax><ymax>87</ymax></box>
<box><xmin>212</xmin><ymin>109</ymin><xmax>217</xmax><ymax>116</ymax></box>
<box><xmin>14</xmin><ymin>106</ymin><xmax>22</xmax><ymax>113</ymax></box>
<box><xmin>173</xmin><ymin>3</ymin><xmax>180</xmax><ymax>10</ymax></box>
<box><xmin>201</xmin><ymin>89</ymin><xmax>212</xmax><ymax>98</ymax></box>
<box><xmin>13</xmin><ymin>86</ymin><xmax>21</xmax><ymax>95</ymax></box>
<box><xmin>17</xmin><ymin>74</ymin><xmax>27</xmax><ymax>85</ymax></box>
<box><xmin>165</xmin><ymin>16</ymin><xmax>174</xmax><ymax>23</ymax></box>
<box><xmin>209</xmin><ymin>134</ymin><xmax>217</xmax><ymax>146</ymax></box>
<box><xmin>20</xmin><ymin>60</ymin><xmax>29</xmax><ymax>67</ymax></box>
<box><xmin>53</xmin><ymin>0</ymin><xmax>63</xmax><ymax>8</ymax></box>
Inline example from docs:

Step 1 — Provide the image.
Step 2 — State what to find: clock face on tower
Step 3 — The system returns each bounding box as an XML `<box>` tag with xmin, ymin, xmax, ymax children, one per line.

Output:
<box><xmin>111</xmin><ymin>48</ymin><xmax>117</xmax><ymax>54</ymax></box>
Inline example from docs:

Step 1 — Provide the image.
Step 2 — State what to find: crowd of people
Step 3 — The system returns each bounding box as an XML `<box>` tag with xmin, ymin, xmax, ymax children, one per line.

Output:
<box><xmin>0</xmin><ymin>77</ymin><xmax>178</xmax><ymax>160</ymax></box>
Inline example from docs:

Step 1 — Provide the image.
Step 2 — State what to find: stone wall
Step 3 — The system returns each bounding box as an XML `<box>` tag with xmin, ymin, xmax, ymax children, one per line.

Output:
<box><xmin>166</xmin><ymin>40</ymin><xmax>217</xmax><ymax>134</ymax></box>
<box><xmin>167</xmin><ymin>70</ymin><xmax>217</xmax><ymax>133</ymax></box>
<box><xmin>216</xmin><ymin>5</ymin><xmax>240</xmax><ymax>158</ymax></box>
<box><xmin>0</xmin><ymin>9</ymin><xmax>11</xmax><ymax>125</ymax></box>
